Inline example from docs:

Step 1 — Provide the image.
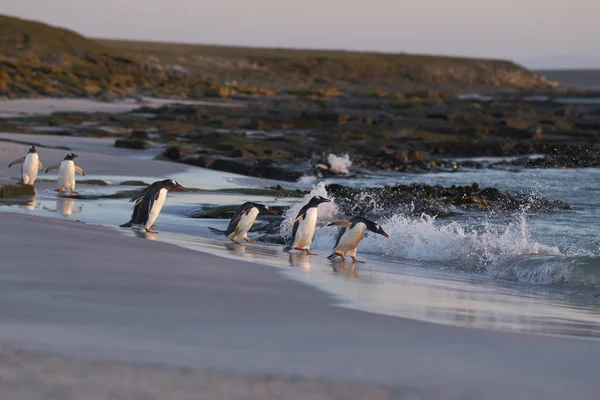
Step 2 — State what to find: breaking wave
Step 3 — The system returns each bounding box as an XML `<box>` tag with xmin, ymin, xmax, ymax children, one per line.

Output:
<box><xmin>290</xmin><ymin>184</ymin><xmax>600</xmax><ymax>289</ymax></box>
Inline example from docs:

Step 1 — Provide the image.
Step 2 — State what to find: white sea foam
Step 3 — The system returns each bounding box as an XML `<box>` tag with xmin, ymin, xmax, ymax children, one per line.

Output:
<box><xmin>327</xmin><ymin>153</ymin><xmax>352</xmax><ymax>174</ymax></box>
<box><xmin>295</xmin><ymin>175</ymin><xmax>319</xmax><ymax>190</ymax></box>
<box><xmin>282</xmin><ymin>183</ymin><xmax>600</xmax><ymax>287</ymax></box>
<box><xmin>307</xmin><ymin>196</ymin><xmax>561</xmax><ymax>270</ymax></box>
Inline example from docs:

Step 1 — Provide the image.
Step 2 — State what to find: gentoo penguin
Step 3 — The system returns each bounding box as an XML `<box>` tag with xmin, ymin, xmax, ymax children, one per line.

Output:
<box><xmin>45</xmin><ymin>153</ymin><xmax>85</xmax><ymax>194</ymax></box>
<box><xmin>208</xmin><ymin>202</ymin><xmax>277</xmax><ymax>244</ymax></box>
<box><xmin>120</xmin><ymin>179</ymin><xmax>186</xmax><ymax>233</ymax></box>
<box><xmin>284</xmin><ymin>195</ymin><xmax>331</xmax><ymax>255</ymax></box>
<box><xmin>327</xmin><ymin>216</ymin><xmax>389</xmax><ymax>263</ymax></box>
<box><xmin>8</xmin><ymin>145</ymin><xmax>43</xmax><ymax>185</ymax></box>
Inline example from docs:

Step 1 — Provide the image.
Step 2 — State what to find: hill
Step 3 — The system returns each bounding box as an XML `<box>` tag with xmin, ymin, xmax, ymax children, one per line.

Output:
<box><xmin>99</xmin><ymin>39</ymin><xmax>558</xmax><ymax>92</ymax></box>
<box><xmin>0</xmin><ymin>14</ymin><xmax>559</xmax><ymax>100</ymax></box>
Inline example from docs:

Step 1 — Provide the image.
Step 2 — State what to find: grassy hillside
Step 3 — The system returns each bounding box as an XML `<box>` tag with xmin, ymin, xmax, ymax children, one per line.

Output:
<box><xmin>100</xmin><ymin>39</ymin><xmax>558</xmax><ymax>92</ymax></box>
<box><xmin>0</xmin><ymin>13</ymin><xmax>559</xmax><ymax>100</ymax></box>
<box><xmin>0</xmin><ymin>14</ymin><xmax>104</xmax><ymax>54</ymax></box>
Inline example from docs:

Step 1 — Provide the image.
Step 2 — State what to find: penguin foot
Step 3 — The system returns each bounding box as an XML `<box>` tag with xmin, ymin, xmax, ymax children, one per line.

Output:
<box><xmin>58</xmin><ymin>188</ymin><xmax>66</xmax><ymax>194</ymax></box>
<box><xmin>229</xmin><ymin>237</ymin><xmax>242</xmax><ymax>244</ymax></box>
<box><xmin>304</xmin><ymin>249</ymin><xmax>318</xmax><ymax>256</ymax></box>
<box><xmin>243</xmin><ymin>238</ymin><xmax>255</xmax><ymax>243</ymax></box>
<box><xmin>145</xmin><ymin>228</ymin><xmax>159</xmax><ymax>234</ymax></box>
<box><xmin>351</xmin><ymin>256</ymin><xmax>365</xmax><ymax>264</ymax></box>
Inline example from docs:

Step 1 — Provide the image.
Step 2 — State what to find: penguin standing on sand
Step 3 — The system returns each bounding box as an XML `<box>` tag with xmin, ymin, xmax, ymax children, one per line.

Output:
<box><xmin>284</xmin><ymin>195</ymin><xmax>331</xmax><ymax>255</ymax></box>
<box><xmin>45</xmin><ymin>153</ymin><xmax>85</xmax><ymax>194</ymax></box>
<box><xmin>8</xmin><ymin>145</ymin><xmax>43</xmax><ymax>185</ymax></box>
<box><xmin>208</xmin><ymin>202</ymin><xmax>277</xmax><ymax>244</ymax></box>
<box><xmin>120</xmin><ymin>179</ymin><xmax>186</xmax><ymax>233</ymax></box>
<box><xmin>327</xmin><ymin>216</ymin><xmax>389</xmax><ymax>263</ymax></box>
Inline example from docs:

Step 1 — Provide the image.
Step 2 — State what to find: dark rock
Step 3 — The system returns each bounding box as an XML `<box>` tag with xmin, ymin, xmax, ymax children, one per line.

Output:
<box><xmin>130</xmin><ymin>130</ymin><xmax>150</xmax><ymax>139</ymax></box>
<box><xmin>325</xmin><ymin>183</ymin><xmax>569</xmax><ymax>218</ymax></box>
<box><xmin>119</xmin><ymin>180</ymin><xmax>149</xmax><ymax>186</ymax></box>
<box><xmin>180</xmin><ymin>155</ymin><xmax>307</xmax><ymax>182</ymax></box>
<box><xmin>163</xmin><ymin>146</ymin><xmax>183</xmax><ymax>161</ymax></box>
<box><xmin>0</xmin><ymin>183</ymin><xmax>35</xmax><ymax>198</ymax></box>
<box><xmin>114</xmin><ymin>138</ymin><xmax>151</xmax><ymax>150</ymax></box>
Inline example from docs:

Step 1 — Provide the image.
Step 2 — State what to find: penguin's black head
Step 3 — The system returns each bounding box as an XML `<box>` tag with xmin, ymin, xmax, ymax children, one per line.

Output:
<box><xmin>28</xmin><ymin>146</ymin><xmax>37</xmax><ymax>153</ymax></box>
<box><xmin>64</xmin><ymin>153</ymin><xmax>78</xmax><ymax>160</ymax></box>
<box><xmin>255</xmin><ymin>203</ymin><xmax>278</xmax><ymax>215</ymax></box>
<box><xmin>362</xmin><ymin>218</ymin><xmax>389</xmax><ymax>238</ymax></box>
<box><xmin>162</xmin><ymin>179</ymin><xmax>186</xmax><ymax>191</ymax></box>
<box><xmin>308</xmin><ymin>195</ymin><xmax>331</xmax><ymax>206</ymax></box>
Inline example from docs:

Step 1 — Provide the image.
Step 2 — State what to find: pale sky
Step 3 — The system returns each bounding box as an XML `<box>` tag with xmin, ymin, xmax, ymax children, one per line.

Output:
<box><xmin>2</xmin><ymin>0</ymin><xmax>600</xmax><ymax>69</ymax></box>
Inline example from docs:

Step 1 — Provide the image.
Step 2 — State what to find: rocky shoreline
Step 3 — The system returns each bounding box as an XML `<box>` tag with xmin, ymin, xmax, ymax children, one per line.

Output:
<box><xmin>1</xmin><ymin>93</ymin><xmax>599</xmax><ymax>181</ymax></box>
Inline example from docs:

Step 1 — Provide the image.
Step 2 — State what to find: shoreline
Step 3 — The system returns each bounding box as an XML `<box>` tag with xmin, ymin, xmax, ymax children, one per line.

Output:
<box><xmin>1</xmin><ymin>213</ymin><xmax>600</xmax><ymax>398</ymax></box>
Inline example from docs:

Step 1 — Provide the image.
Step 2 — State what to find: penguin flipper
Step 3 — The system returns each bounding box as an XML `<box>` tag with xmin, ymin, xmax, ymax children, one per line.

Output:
<box><xmin>208</xmin><ymin>226</ymin><xmax>227</xmax><ymax>236</ymax></box>
<box><xmin>129</xmin><ymin>187</ymin><xmax>149</xmax><ymax>204</ymax></box>
<box><xmin>75</xmin><ymin>166</ymin><xmax>85</xmax><ymax>176</ymax></box>
<box><xmin>38</xmin><ymin>161</ymin><xmax>44</xmax><ymax>172</ymax></box>
<box><xmin>45</xmin><ymin>164</ymin><xmax>61</xmax><ymax>173</ymax></box>
<box><xmin>8</xmin><ymin>157</ymin><xmax>25</xmax><ymax>168</ymax></box>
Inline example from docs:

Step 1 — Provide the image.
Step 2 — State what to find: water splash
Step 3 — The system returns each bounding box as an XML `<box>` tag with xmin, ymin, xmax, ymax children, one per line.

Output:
<box><xmin>296</xmin><ymin>175</ymin><xmax>319</xmax><ymax>190</ymax></box>
<box><xmin>308</xmin><ymin>205</ymin><xmax>599</xmax><ymax>286</ymax></box>
<box><xmin>279</xmin><ymin>181</ymin><xmax>600</xmax><ymax>288</ymax></box>
<box><xmin>327</xmin><ymin>153</ymin><xmax>352</xmax><ymax>174</ymax></box>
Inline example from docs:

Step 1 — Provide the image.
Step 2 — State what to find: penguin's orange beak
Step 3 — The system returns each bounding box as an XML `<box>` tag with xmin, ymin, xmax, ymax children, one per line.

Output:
<box><xmin>175</xmin><ymin>183</ymin><xmax>186</xmax><ymax>191</ymax></box>
<box><xmin>267</xmin><ymin>208</ymin><xmax>278</xmax><ymax>215</ymax></box>
<box><xmin>379</xmin><ymin>229</ymin><xmax>389</xmax><ymax>238</ymax></box>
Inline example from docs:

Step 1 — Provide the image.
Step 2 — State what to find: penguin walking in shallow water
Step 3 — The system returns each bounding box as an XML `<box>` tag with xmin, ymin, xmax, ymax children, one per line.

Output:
<box><xmin>208</xmin><ymin>202</ymin><xmax>277</xmax><ymax>244</ymax></box>
<box><xmin>284</xmin><ymin>195</ymin><xmax>331</xmax><ymax>255</ymax></box>
<box><xmin>9</xmin><ymin>145</ymin><xmax>43</xmax><ymax>185</ymax></box>
<box><xmin>120</xmin><ymin>179</ymin><xmax>186</xmax><ymax>233</ymax></box>
<box><xmin>327</xmin><ymin>216</ymin><xmax>389</xmax><ymax>263</ymax></box>
<box><xmin>45</xmin><ymin>153</ymin><xmax>85</xmax><ymax>194</ymax></box>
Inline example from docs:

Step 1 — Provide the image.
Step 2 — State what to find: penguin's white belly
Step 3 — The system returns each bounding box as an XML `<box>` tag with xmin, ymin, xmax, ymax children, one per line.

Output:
<box><xmin>335</xmin><ymin>223</ymin><xmax>367</xmax><ymax>256</ymax></box>
<box><xmin>231</xmin><ymin>207</ymin><xmax>259</xmax><ymax>238</ymax></box>
<box><xmin>58</xmin><ymin>160</ymin><xmax>76</xmax><ymax>190</ymax></box>
<box><xmin>145</xmin><ymin>189</ymin><xmax>167</xmax><ymax>228</ymax></box>
<box><xmin>293</xmin><ymin>207</ymin><xmax>318</xmax><ymax>249</ymax></box>
<box><xmin>22</xmin><ymin>154</ymin><xmax>38</xmax><ymax>185</ymax></box>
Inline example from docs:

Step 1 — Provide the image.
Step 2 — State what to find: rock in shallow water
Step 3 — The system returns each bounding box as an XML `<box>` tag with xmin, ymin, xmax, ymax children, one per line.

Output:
<box><xmin>325</xmin><ymin>183</ymin><xmax>570</xmax><ymax>218</ymax></box>
<box><xmin>0</xmin><ymin>184</ymin><xmax>35</xmax><ymax>199</ymax></box>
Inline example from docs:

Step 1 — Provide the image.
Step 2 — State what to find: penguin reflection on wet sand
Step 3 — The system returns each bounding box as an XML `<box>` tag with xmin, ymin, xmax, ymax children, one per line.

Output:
<box><xmin>120</xmin><ymin>179</ymin><xmax>186</xmax><ymax>233</ymax></box>
<box><xmin>327</xmin><ymin>216</ymin><xmax>389</xmax><ymax>263</ymax></box>
<box><xmin>208</xmin><ymin>202</ymin><xmax>277</xmax><ymax>244</ymax></box>
<box><xmin>8</xmin><ymin>145</ymin><xmax>43</xmax><ymax>185</ymax></box>
<box><xmin>45</xmin><ymin>153</ymin><xmax>85</xmax><ymax>194</ymax></box>
<box><xmin>284</xmin><ymin>195</ymin><xmax>331</xmax><ymax>255</ymax></box>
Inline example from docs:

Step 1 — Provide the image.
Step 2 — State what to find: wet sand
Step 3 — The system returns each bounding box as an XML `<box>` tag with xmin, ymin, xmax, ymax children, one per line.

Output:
<box><xmin>1</xmin><ymin>213</ymin><xmax>600</xmax><ymax>399</ymax></box>
<box><xmin>0</xmin><ymin>141</ymin><xmax>186</xmax><ymax>180</ymax></box>
<box><xmin>0</xmin><ymin>97</ymin><xmax>242</xmax><ymax>118</ymax></box>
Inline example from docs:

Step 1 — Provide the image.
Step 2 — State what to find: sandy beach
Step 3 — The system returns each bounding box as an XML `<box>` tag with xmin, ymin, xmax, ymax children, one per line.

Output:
<box><xmin>0</xmin><ymin>213</ymin><xmax>599</xmax><ymax>399</ymax></box>
<box><xmin>1</xmin><ymin>99</ymin><xmax>600</xmax><ymax>399</ymax></box>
